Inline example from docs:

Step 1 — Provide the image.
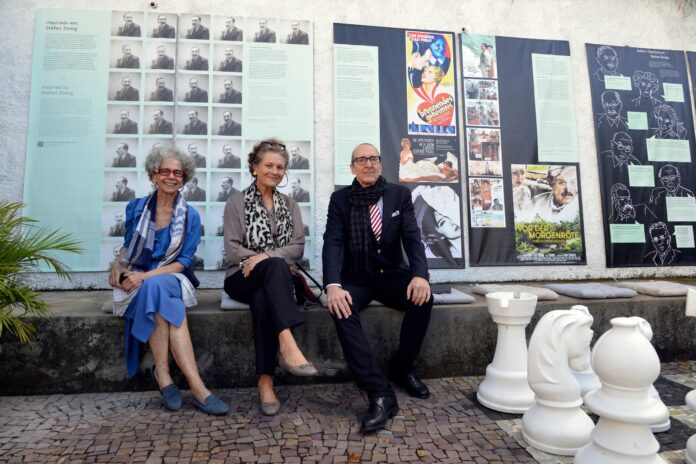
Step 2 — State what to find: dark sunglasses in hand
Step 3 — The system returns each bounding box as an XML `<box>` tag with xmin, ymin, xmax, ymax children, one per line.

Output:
<box><xmin>352</xmin><ymin>156</ymin><xmax>381</xmax><ymax>166</ymax></box>
<box><xmin>156</xmin><ymin>168</ymin><xmax>184</xmax><ymax>178</ymax></box>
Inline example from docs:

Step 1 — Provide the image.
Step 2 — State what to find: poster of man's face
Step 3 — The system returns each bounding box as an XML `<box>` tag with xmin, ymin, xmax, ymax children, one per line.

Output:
<box><xmin>107</xmin><ymin>105</ymin><xmax>140</xmax><ymax>135</ymax></box>
<box><xmin>177</xmin><ymin>106</ymin><xmax>208</xmax><ymax>134</ymax></box>
<box><xmin>150</xmin><ymin>13</ymin><xmax>177</xmax><ymax>38</ymax></box>
<box><xmin>211</xmin><ymin>140</ymin><xmax>243</xmax><ymax>169</ymax></box>
<box><xmin>214</xmin><ymin>43</ymin><xmax>243</xmax><ymax>71</ymax></box>
<box><xmin>111</xmin><ymin>11</ymin><xmax>143</xmax><ymax>37</ymax></box>
<box><xmin>211</xmin><ymin>172</ymin><xmax>241</xmax><ymax>203</ymax></box>
<box><xmin>101</xmin><ymin>205</ymin><xmax>127</xmax><ymax>237</ymax></box>
<box><xmin>110</xmin><ymin>41</ymin><xmax>142</xmax><ymax>68</ymax></box>
<box><xmin>108</xmin><ymin>72</ymin><xmax>141</xmax><ymax>101</ymax></box>
<box><xmin>104</xmin><ymin>171</ymin><xmax>137</xmax><ymax>202</ymax></box>
<box><xmin>177</xmin><ymin>43</ymin><xmax>210</xmax><ymax>71</ymax></box>
<box><xmin>179</xmin><ymin>14</ymin><xmax>211</xmax><ymax>40</ymax></box>
<box><xmin>104</xmin><ymin>138</ymin><xmax>137</xmax><ymax>168</ymax></box>
<box><xmin>176</xmin><ymin>74</ymin><xmax>209</xmax><ymax>102</ymax></box>
<box><xmin>278</xmin><ymin>173</ymin><xmax>311</xmax><ymax>203</ymax></box>
<box><xmin>280</xmin><ymin>20</ymin><xmax>310</xmax><ymax>45</ymax></box>
<box><xmin>100</xmin><ymin>240</ymin><xmax>125</xmax><ymax>271</ymax></box>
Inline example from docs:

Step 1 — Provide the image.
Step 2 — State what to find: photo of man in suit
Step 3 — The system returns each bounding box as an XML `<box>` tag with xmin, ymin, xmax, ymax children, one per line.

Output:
<box><xmin>152</xmin><ymin>14</ymin><xmax>175</xmax><ymax>38</ymax></box>
<box><xmin>151</xmin><ymin>45</ymin><xmax>174</xmax><ymax>69</ymax></box>
<box><xmin>116</xmin><ymin>44</ymin><xmax>140</xmax><ymax>69</ymax></box>
<box><xmin>285</xmin><ymin>21</ymin><xmax>309</xmax><ymax>44</ymax></box>
<box><xmin>111</xmin><ymin>177</ymin><xmax>136</xmax><ymax>202</ymax></box>
<box><xmin>185</xmin><ymin>16</ymin><xmax>209</xmax><ymax>40</ymax></box>
<box><xmin>109</xmin><ymin>211</ymin><xmax>126</xmax><ymax>237</ymax></box>
<box><xmin>113</xmin><ymin>110</ymin><xmax>138</xmax><ymax>134</ymax></box>
<box><xmin>218</xmin><ymin>111</ymin><xmax>241</xmax><ymax>136</ymax></box>
<box><xmin>217</xmin><ymin>144</ymin><xmax>241</xmax><ymax>168</ymax></box>
<box><xmin>287</xmin><ymin>146</ymin><xmax>309</xmax><ymax>170</ymax></box>
<box><xmin>183</xmin><ymin>176</ymin><xmax>206</xmax><ymax>202</ymax></box>
<box><xmin>148</xmin><ymin>110</ymin><xmax>173</xmax><ymax>134</ymax></box>
<box><xmin>220</xmin><ymin>17</ymin><xmax>243</xmax><ymax>41</ymax></box>
<box><xmin>184</xmin><ymin>78</ymin><xmax>208</xmax><ymax>102</ymax></box>
<box><xmin>219</xmin><ymin>47</ymin><xmax>242</xmax><ymax>72</ymax></box>
<box><xmin>188</xmin><ymin>143</ymin><xmax>206</xmax><ymax>168</ymax></box>
<box><xmin>184</xmin><ymin>47</ymin><xmax>209</xmax><ymax>71</ymax></box>
<box><xmin>111</xmin><ymin>143</ymin><xmax>136</xmax><ymax>168</ymax></box>
<box><xmin>253</xmin><ymin>18</ymin><xmax>276</xmax><ymax>43</ymax></box>
<box><xmin>149</xmin><ymin>77</ymin><xmax>173</xmax><ymax>101</ymax></box>
<box><xmin>183</xmin><ymin>110</ymin><xmax>207</xmax><ymax>135</ymax></box>
<box><xmin>216</xmin><ymin>177</ymin><xmax>239</xmax><ymax>202</ymax></box>
<box><xmin>114</xmin><ymin>75</ymin><xmax>139</xmax><ymax>101</ymax></box>
<box><xmin>219</xmin><ymin>79</ymin><xmax>242</xmax><ymax>104</ymax></box>
<box><xmin>289</xmin><ymin>178</ymin><xmax>310</xmax><ymax>202</ymax></box>
<box><xmin>322</xmin><ymin>143</ymin><xmax>432</xmax><ymax>432</ymax></box>
<box><xmin>117</xmin><ymin>12</ymin><xmax>141</xmax><ymax>37</ymax></box>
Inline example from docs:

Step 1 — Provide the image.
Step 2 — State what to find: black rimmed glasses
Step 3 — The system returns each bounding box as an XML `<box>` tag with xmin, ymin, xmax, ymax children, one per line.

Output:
<box><xmin>156</xmin><ymin>168</ymin><xmax>184</xmax><ymax>178</ymax></box>
<box><xmin>352</xmin><ymin>156</ymin><xmax>381</xmax><ymax>166</ymax></box>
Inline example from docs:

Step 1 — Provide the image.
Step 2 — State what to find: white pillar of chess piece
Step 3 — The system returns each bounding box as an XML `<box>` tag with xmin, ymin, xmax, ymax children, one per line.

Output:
<box><xmin>683</xmin><ymin>288</ymin><xmax>696</xmax><ymax>463</ymax></box>
<box><xmin>575</xmin><ymin>317</ymin><xmax>669</xmax><ymax>464</ymax></box>
<box><xmin>522</xmin><ymin>305</ymin><xmax>595</xmax><ymax>455</ymax></box>
<box><xmin>477</xmin><ymin>292</ymin><xmax>537</xmax><ymax>413</ymax></box>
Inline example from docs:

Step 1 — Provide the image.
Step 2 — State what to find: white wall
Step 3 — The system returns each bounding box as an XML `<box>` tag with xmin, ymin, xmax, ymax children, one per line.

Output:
<box><xmin>2</xmin><ymin>0</ymin><xmax>696</xmax><ymax>289</ymax></box>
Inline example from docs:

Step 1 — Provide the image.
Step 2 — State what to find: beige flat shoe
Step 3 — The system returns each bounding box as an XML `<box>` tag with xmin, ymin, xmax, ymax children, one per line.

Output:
<box><xmin>260</xmin><ymin>399</ymin><xmax>280</xmax><ymax>416</ymax></box>
<box><xmin>278</xmin><ymin>355</ymin><xmax>318</xmax><ymax>377</ymax></box>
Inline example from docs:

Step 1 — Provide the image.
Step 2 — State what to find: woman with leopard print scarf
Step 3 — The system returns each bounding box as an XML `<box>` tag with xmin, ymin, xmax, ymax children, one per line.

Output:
<box><xmin>222</xmin><ymin>139</ymin><xmax>317</xmax><ymax>416</ymax></box>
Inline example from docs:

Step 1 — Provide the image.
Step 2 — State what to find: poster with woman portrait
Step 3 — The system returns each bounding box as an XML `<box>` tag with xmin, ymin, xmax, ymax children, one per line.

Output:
<box><xmin>411</xmin><ymin>185</ymin><xmax>463</xmax><ymax>267</ymax></box>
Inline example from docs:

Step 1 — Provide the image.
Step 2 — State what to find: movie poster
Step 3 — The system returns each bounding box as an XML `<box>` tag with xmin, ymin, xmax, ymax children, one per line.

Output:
<box><xmin>460</xmin><ymin>34</ymin><xmax>586</xmax><ymax>265</ymax></box>
<box><xmin>334</xmin><ymin>24</ymin><xmax>464</xmax><ymax>268</ymax></box>
<box><xmin>511</xmin><ymin>164</ymin><xmax>584</xmax><ymax>263</ymax></box>
<box><xmin>587</xmin><ymin>44</ymin><xmax>696</xmax><ymax>267</ymax></box>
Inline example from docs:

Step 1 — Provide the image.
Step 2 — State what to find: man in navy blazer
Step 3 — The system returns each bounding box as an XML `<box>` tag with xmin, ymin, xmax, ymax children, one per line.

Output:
<box><xmin>322</xmin><ymin>143</ymin><xmax>433</xmax><ymax>433</ymax></box>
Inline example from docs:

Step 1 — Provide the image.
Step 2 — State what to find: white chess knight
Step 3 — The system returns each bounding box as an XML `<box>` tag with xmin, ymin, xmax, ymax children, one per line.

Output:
<box><xmin>477</xmin><ymin>292</ymin><xmax>537</xmax><ymax>413</ymax></box>
<box><xmin>522</xmin><ymin>305</ymin><xmax>595</xmax><ymax>455</ymax></box>
<box><xmin>575</xmin><ymin>317</ymin><xmax>669</xmax><ymax>464</ymax></box>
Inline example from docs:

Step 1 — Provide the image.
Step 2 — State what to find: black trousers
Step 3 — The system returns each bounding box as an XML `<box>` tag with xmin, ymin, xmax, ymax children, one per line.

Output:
<box><xmin>332</xmin><ymin>270</ymin><xmax>433</xmax><ymax>399</ymax></box>
<box><xmin>224</xmin><ymin>258</ymin><xmax>304</xmax><ymax>376</ymax></box>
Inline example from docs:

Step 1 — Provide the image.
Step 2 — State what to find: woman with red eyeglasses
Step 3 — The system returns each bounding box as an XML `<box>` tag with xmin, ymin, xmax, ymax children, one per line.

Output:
<box><xmin>109</xmin><ymin>146</ymin><xmax>228</xmax><ymax>416</ymax></box>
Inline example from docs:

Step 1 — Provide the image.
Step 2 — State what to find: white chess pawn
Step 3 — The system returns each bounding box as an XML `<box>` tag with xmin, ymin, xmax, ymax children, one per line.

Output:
<box><xmin>522</xmin><ymin>305</ymin><xmax>595</xmax><ymax>455</ymax></box>
<box><xmin>477</xmin><ymin>292</ymin><xmax>537</xmax><ymax>413</ymax></box>
<box><xmin>575</xmin><ymin>317</ymin><xmax>669</xmax><ymax>464</ymax></box>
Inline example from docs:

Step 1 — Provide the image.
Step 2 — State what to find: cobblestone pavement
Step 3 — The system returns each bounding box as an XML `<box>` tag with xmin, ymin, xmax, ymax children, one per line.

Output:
<box><xmin>2</xmin><ymin>361</ymin><xmax>696</xmax><ymax>463</ymax></box>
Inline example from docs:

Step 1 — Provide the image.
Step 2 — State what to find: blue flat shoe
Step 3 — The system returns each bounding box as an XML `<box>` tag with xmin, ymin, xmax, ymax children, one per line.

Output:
<box><xmin>192</xmin><ymin>394</ymin><xmax>230</xmax><ymax>416</ymax></box>
<box><xmin>151</xmin><ymin>365</ymin><xmax>182</xmax><ymax>412</ymax></box>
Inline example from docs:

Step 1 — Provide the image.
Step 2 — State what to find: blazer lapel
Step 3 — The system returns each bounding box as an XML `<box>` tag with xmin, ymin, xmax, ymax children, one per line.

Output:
<box><xmin>380</xmin><ymin>187</ymin><xmax>393</xmax><ymax>236</ymax></box>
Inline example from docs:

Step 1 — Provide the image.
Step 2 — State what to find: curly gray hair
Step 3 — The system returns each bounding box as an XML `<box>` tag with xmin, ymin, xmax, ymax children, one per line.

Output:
<box><xmin>144</xmin><ymin>145</ymin><xmax>196</xmax><ymax>184</ymax></box>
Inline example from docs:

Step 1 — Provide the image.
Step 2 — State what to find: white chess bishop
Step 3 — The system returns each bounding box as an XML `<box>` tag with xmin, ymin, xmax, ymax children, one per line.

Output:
<box><xmin>522</xmin><ymin>305</ymin><xmax>595</xmax><ymax>455</ymax></box>
<box><xmin>575</xmin><ymin>317</ymin><xmax>668</xmax><ymax>464</ymax></box>
<box><xmin>476</xmin><ymin>292</ymin><xmax>537</xmax><ymax>413</ymax></box>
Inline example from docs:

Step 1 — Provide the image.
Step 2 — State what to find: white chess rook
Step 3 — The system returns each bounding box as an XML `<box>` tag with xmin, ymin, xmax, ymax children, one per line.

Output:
<box><xmin>575</xmin><ymin>317</ymin><xmax>668</xmax><ymax>464</ymax></box>
<box><xmin>476</xmin><ymin>292</ymin><xmax>537</xmax><ymax>413</ymax></box>
<box><xmin>522</xmin><ymin>305</ymin><xmax>595</xmax><ymax>455</ymax></box>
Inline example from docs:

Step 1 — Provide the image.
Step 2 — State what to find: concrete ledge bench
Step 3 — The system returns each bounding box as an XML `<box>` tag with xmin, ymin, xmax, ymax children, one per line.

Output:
<box><xmin>2</xmin><ymin>282</ymin><xmax>696</xmax><ymax>395</ymax></box>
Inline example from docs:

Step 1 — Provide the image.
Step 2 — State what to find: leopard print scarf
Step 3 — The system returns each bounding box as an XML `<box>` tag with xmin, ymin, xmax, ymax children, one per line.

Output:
<box><xmin>243</xmin><ymin>182</ymin><xmax>293</xmax><ymax>253</ymax></box>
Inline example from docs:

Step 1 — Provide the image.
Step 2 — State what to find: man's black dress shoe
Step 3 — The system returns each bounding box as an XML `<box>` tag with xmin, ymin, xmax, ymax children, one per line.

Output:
<box><xmin>361</xmin><ymin>395</ymin><xmax>399</xmax><ymax>432</ymax></box>
<box><xmin>395</xmin><ymin>372</ymin><xmax>430</xmax><ymax>399</ymax></box>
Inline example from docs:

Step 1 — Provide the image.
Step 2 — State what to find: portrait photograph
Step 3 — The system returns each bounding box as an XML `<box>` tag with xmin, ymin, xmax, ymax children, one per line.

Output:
<box><xmin>213</xmin><ymin>43</ymin><xmax>243</xmax><ymax>72</ymax></box>
<box><xmin>208</xmin><ymin>205</ymin><xmax>225</xmax><ymax>237</ymax></box>
<box><xmin>107</xmin><ymin>105</ymin><xmax>140</xmax><ymax>135</ymax></box>
<box><xmin>300</xmin><ymin>205</ymin><xmax>311</xmax><ymax>237</ymax></box>
<box><xmin>210</xmin><ymin>139</ymin><xmax>243</xmax><ymax>170</ymax></box>
<box><xmin>149</xmin><ymin>13</ymin><xmax>177</xmax><ymax>39</ymax></box>
<box><xmin>285</xmin><ymin>141</ymin><xmax>312</xmax><ymax>171</ymax></box>
<box><xmin>110</xmin><ymin>40</ymin><xmax>142</xmax><ymax>69</ymax></box>
<box><xmin>108</xmin><ymin>72</ymin><xmax>142</xmax><ymax>102</ymax></box>
<box><xmin>216</xmin><ymin>15</ymin><xmax>244</xmax><ymax>42</ymax></box>
<box><xmin>111</xmin><ymin>11</ymin><xmax>143</xmax><ymax>38</ymax></box>
<box><xmin>145</xmin><ymin>73</ymin><xmax>175</xmax><ymax>102</ymax></box>
<box><xmin>101</xmin><ymin>205</ymin><xmax>128</xmax><ymax>237</ymax></box>
<box><xmin>178</xmin><ymin>43</ymin><xmax>210</xmax><ymax>72</ymax></box>
<box><xmin>247</xmin><ymin>17</ymin><xmax>278</xmax><ymax>43</ymax></box>
<box><xmin>411</xmin><ymin>185</ymin><xmax>463</xmax><ymax>265</ymax></box>
<box><xmin>210</xmin><ymin>172</ymin><xmax>242</xmax><ymax>203</ymax></box>
<box><xmin>100</xmin><ymin>239</ymin><xmax>124</xmax><ymax>271</ymax></box>
<box><xmin>280</xmin><ymin>20</ymin><xmax>310</xmax><ymax>45</ymax></box>
<box><xmin>213</xmin><ymin>75</ymin><xmax>243</xmax><ymax>104</ymax></box>
<box><xmin>176</xmin><ymin>74</ymin><xmax>210</xmax><ymax>103</ymax></box>
<box><xmin>211</xmin><ymin>107</ymin><xmax>242</xmax><ymax>137</ymax></box>
<box><xmin>142</xmin><ymin>105</ymin><xmax>175</xmax><ymax>136</ymax></box>
<box><xmin>181</xmin><ymin>173</ymin><xmax>209</xmax><ymax>203</ymax></box>
<box><xmin>278</xmin><ymin>173</ymin><xmax>311</xmax><ymax>203</ymax></box>
<box><xmin>104</xmin><ymin>138</ymin><xmax>138</xmax><ymax>168</ymax></box>
<box><xmin>148</xmin><ymin>43</ymin><xmax>176</xmax><ymax>70</ymax></box>
<box><xmin>103</xmin><ymin>171</ymin><xmax>137</xmax><ymax>203</ymax></box>
<box><xmin>176</xmin><ymin>106</ymin><xmax>209</xmax><ymax>135</ymax></box>
<box><xmin>180</xmin><ymin>14</ymin><xmax>212</xmax><ymax>41</ymax></box>
<box><xmin>179</xmin><ymin>139</ymin><xmax>209</xmax><ymax>169</ymax></box>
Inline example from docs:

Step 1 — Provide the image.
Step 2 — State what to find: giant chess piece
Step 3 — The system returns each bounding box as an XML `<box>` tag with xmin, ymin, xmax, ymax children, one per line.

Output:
<box><xmin>522</xmin><ymin>305</ymin><xmax>595</xmax><ymax>455</ymax></box>
<box><xmin>571</xmin><ymin>364</ymin><xmax>601</xmax><ymax>396</ymax></box>
<box><xmin>477</xmin><ymin>292</ymin><xmax>537</xmax><ymax>413</ymax></box>
<box><xmin>631</xmin><ymin>316</ymin><xmax>670</xmax><ymax>433</ymax></box>
<box><xmin>685</xmin><ymin>390</ymin><xmax>696</xmax><ymax>464</ymax></box>
<box><xmin>575</xmin><ymin>317</ymin><xmax>669</xmax><ymax>464</ymax></box>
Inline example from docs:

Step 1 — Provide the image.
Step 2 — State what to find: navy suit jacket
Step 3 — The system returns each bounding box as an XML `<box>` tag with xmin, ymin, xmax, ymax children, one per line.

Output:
<box><xmin>322</xmin><ymin>181</ymin><xmax>428</xmax><ymax>287</ymax></box>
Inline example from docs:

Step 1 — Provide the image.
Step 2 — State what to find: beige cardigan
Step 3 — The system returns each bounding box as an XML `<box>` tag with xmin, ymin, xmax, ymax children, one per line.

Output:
<box><xmin>222</xmin><ymin>190</ymin><xmax>305</xmax><ymax>279</ymax></box>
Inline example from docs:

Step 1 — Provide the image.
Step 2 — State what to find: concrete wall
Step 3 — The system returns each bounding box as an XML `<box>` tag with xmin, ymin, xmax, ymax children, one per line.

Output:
<box><xmin>2</xmin><ymin>0</ymin><xmax>696</xmax><ymax>289</ymax></box>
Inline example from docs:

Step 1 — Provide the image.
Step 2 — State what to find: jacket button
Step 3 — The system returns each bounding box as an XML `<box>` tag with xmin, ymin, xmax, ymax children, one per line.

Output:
<box><xmin>380</xmin><ymin>269</ymin><xmax>384</xmax><ymax>273</ymax></box>
<box><xmin>377</xmin><ymin>249</ymin><xmax>381</xmax><ymax>254</ymax></box>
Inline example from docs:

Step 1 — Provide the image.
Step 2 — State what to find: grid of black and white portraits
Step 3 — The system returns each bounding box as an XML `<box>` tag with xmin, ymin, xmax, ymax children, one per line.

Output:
<box><xmin>101</xmin><ymin>11</ymin><xmax>314</xmax><ymax>271</ymax></box>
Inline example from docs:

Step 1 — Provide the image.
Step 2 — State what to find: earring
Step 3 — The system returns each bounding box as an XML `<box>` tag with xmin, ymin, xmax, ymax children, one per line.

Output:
<box><xmin>252</xmin><ymin>171</ymin><xmax>257</xmax><ymax>177</ymax></box>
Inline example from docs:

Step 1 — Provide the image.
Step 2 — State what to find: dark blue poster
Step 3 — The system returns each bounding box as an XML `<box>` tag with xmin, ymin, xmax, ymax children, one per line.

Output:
<box><xmin>588</xmin><ymin>44</ymin><xmax>696</xmax><ymax>267</ymax></box>
<box><xmin>462</xmin><ymin>35</ymin><xmax>586</xmax><ymax>266</ymax></box>
<box><xmin>333</xmin><ymin>24</ymin><xmax>464</xmax><ymax>269</ymax></box>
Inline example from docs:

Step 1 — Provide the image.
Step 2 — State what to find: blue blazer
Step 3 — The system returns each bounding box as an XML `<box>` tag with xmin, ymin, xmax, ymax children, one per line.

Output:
<box><xmin>322</xmin><ymin>181</ymin><xmax>429</xmax><ymax>287</ymax></box>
